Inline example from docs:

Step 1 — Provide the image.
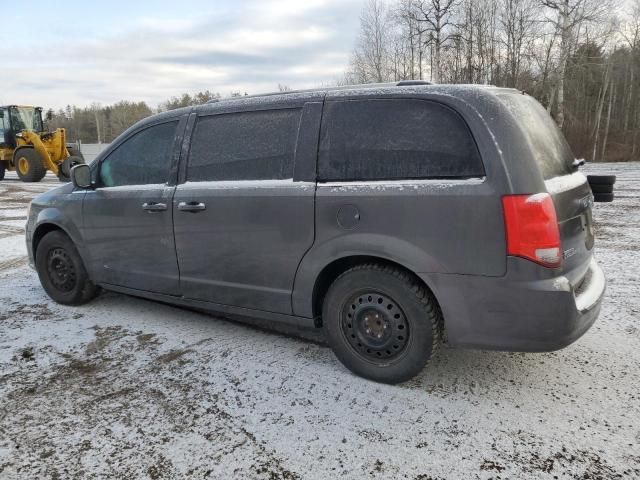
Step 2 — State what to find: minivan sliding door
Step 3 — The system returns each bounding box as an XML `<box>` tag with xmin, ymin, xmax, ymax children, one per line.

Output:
<box><xmin>173</xmin><ymin>104</ymin><xmax>320</xmax><ymax>314</ymax></box>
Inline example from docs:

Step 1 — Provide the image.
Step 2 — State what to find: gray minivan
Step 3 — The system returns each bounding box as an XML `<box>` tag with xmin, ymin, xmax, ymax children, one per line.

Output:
<box><xmin>25</xmin><ymin>83</ymin><xmax>606</xmax><ymax>383</ymax></box>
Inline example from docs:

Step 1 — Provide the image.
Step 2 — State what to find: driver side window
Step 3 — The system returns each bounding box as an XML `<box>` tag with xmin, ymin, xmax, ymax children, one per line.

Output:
<box><xmin>99</xmin><ymin>121</ymin><xmax>178</xmax><ymax>187</ymax></box>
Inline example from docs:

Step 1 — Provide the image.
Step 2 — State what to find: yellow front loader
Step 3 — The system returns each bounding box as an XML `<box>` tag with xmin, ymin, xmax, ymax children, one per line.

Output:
<box><xmin>0</xmin><ymin>105</ymin><xmax>84</xmax><ymax>182</ymax></box>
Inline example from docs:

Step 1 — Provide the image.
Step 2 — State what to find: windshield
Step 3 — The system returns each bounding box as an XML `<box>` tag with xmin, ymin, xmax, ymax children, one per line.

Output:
<box><xmin>10</xmin><ymin>107</ymin><xmax>44</xmax><ymax>132</ymax></box>
<box><xmin>497</xmin><ymin>93</ymin><xmax>574</xmax><ymax>180</ymax></box>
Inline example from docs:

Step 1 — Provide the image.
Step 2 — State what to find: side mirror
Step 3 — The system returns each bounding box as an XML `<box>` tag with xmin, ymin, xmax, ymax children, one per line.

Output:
<box><xmin>70</xmin><ymin>164</ymin><xmax>92</xmax><ymax>189</ymax></box>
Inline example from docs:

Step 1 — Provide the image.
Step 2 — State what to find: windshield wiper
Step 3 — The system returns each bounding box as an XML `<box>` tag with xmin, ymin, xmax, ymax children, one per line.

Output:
<box><xmin>572</xmin><ymin>158</ymin><xmax>585</xmax><ymax>171</ymax></box>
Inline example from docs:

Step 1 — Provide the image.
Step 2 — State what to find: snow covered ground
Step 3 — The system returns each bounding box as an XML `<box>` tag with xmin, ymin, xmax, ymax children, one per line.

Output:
<box><xmin>0</xmin><ymin>165</ymin><xmax>639</xmax><ymax>479</ymax></box>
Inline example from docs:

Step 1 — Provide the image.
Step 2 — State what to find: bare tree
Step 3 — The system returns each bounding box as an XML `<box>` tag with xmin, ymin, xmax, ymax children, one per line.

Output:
<box><xmin>90</xmin><ymin>103</ymin><xmax>102</xmax><ymax>144</ymax></box>
<box><xmin>350</xmin><ymin>0</ymin><xmax>393</xmax><ymax>83</ymax></box>
<box><xmin>393</xmin><ymin>0</ymin><xmax>427</xmax><ymax>79</ymax></box>
<box><xmin>412</xmin><ymin>0</ymin><xmax>459</xmax><ymax>83</ymax></box>
<box><xmin>501</xmin><ymin>0</ymin><xmax>540</xmax><ymax>88</ymax></box>
<box><xmin>540</xmin><ymin>0</ymin><xmax>612</xmax><ymax>127</ymax></box>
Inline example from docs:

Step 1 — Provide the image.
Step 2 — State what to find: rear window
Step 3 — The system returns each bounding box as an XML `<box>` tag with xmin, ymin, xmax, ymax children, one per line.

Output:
<box><xmin>188</xmin><ymin>109</ymin><xmax>301</xmax><ymax>182</ymax></box>
<box><xmin>318</xmin><ymin>99</ymin><xmax>484</xmax><ymax>181</ymax></box>
<box><xmin>497</xmin><ymin>93</ymin><xmax>573</xmax><ymax>180</ymax></box>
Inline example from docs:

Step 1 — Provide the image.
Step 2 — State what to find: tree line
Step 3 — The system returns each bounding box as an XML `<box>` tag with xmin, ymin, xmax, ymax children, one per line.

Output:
<box><xmin>346</xmin><ymin>0</ymin><xmax>640</xmax><ymax>161</ymax></box>
<box><xmin>48</xmin><ymin>0</ymin><xmax>639</xmax><ymax>161</ymax></box>
<box><xmin>46</xmin><ymin>90</ymin><xmax>232</xmax><ymax>144</ymax></box>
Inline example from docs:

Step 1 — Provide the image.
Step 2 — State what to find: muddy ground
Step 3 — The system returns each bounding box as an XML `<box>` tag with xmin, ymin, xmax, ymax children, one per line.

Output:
<box><xmin>0</xmin><ymin>166</ymin><xmax>639</xmax><ymax>479</ymax></box>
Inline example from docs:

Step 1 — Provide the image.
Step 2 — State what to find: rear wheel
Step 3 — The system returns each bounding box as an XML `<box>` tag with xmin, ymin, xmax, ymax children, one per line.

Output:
<box><xmin>322</xmin><ymin>264</ymin><xmax>442</xmax><ymax>384</ymax></box>
<box><xmin>35</xmin><ymin>231</ymin><xmax>100</xmax><ymax>305</ymax></box>
<box><xmin>15</xmin><ymin>148</ymin><xmax>46</xmax><ymax>182</ymax></box>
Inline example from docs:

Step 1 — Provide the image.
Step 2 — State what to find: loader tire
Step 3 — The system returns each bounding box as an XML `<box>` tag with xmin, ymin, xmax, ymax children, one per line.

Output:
<box><xmin>15</xmin><ymin>148</ymin><xmax>47</xmax><ymax>182</ymax></box>
<box><xmin>58</xmin><ymin>156</ymin><xmax>84</xmax><ymax>182</ymax></box>
<box><xmin>66</xmin><ymin>146</ymin><xmax>84</xmax><ymax>161</ymax></box>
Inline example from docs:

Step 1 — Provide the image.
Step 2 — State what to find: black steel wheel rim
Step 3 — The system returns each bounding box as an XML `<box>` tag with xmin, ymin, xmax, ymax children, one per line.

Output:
<box><xmin>46</xmin><ymin>247</ymin><xmax>76</xmax><ymax>292</ymax></box>
<box><xmin>341</xmin><ymin>291</ymin><xmax>410</xmax><ymax>363</ymax></box>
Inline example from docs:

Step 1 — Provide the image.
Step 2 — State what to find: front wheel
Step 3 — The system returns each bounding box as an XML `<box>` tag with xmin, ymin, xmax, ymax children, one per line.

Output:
<box><xmin>322</xmin><ymin>264</ymin><xmax>442</xmax><ymax>384</ymax></box>
<box><xmin>35</xmin><ymin>231</ymin><xmax>100</xmax><ymax>305</ymax></box>
<box><xmin>15</xmin><ymin>148</ymin><xmax>47</xmax><ymax>182</ymax></box>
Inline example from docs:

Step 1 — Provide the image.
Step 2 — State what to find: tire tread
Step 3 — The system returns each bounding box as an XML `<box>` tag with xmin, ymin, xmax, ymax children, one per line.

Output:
<box><xmin>325</xmin><ymin>262</ymin><xmax>443</xmax><ymax>382</ymax></box>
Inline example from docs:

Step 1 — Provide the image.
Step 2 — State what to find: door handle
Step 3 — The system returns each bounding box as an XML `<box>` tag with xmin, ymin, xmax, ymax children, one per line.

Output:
<box><xmin>178</xmin><ymin>201</ymin><xmax>206</xmax><ymax>212</ymax></box>
<box><xmin>142</xmin><ymin>202</ymin><xmax>167</xmax><ymax>212</ymax></box>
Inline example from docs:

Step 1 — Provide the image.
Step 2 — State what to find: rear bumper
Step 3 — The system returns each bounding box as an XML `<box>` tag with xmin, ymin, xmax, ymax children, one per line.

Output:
<box><xmin>421</xmin><ymin>257</ymin><xmax>605</xmax><ymax>352</ymax></box>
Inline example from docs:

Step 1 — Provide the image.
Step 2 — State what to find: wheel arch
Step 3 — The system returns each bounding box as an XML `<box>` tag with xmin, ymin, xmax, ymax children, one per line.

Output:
<box><xmin>308</xmin><ymin>255</ymin><xmax>442</xmax><ymax>328</ymax></box>
<box><xmin>31</xmin><ymin>220</ymin><xmax>90</xmax><ymax>272</ymax></box>
<box><xmin>32</xmin><ymin>223</ymin><xmax>71</xmax><ymax>258</ymax></box>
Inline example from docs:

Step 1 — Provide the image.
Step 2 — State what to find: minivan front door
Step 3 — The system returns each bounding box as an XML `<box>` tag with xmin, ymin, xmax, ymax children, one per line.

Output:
<box><xmin>173</xmin><ymin>105</ymin><xmax>319</xmax><ymax>314</ymax></box>
<box><xmin>82</xmin><ymin>120</ymin><xmax>182</xmax><ymax>294</ymax></box>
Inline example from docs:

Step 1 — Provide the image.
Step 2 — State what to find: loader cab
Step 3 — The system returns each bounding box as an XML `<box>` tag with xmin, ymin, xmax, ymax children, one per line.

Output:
<box><xmin>0</xmin><ymin>105</ymin><xmax>44</xmax><ymax>148</ymax></box>
<box><xmin>0</xmin><ymin>108</ymin><xmax>9</xmax><ymax>147</ymax></box>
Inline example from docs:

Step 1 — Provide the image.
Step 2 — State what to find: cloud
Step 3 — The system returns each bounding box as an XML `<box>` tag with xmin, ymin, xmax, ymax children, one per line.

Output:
<box><xmin>0</xmin><ymin>0</ymin><xmax>362</xmax><ymax>109</ymax></box>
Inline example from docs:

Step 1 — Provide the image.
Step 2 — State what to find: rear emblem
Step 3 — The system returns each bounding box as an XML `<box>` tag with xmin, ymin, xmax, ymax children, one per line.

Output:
<box><xmin>579</xmin><ymin>195</ymin><xmax>594</xmax><ymax>209</ymax></box>
<box><xmin>563</xmin><ymin>248</ymin><xmax>576</xmax><ymax>259</ymax></box>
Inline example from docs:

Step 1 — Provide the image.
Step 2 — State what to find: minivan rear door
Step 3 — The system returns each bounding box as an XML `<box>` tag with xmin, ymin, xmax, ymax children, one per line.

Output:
<box><xmin>173</xmin><ymin>102</ymin><xmax>321</xmax><ymax>314</ymax></box>
<box><xmin>498</xmin><ymin>93</ymin><xmax>594</xmax><ymax>282</ymax></box>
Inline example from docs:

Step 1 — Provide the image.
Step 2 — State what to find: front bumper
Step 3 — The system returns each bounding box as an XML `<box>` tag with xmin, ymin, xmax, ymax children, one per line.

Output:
<box><xmin>421</xmin><ymin>257</ymin><xmax>605</xmax><ymax>352</ymax></box>
<box><xmin>25</xmin><ymin>206</ymin><xmax>36</xmax><ymax>269</ymax></box>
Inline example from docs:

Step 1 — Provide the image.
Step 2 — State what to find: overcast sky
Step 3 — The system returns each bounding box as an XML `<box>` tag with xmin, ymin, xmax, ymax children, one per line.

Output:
<box><xmin>0</xmin><ymin>0</ymin><xmax>362</xmax><ymax>110</ymax></box>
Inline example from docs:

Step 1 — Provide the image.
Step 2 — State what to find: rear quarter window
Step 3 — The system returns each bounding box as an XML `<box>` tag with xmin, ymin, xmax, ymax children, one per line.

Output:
<box><xmin>497</xmin><ymin>93</ymin><xmax>574</xmax><ymax>180</ymax></box>
<box><xmin>318</xmin><ymin>99</ymin><xmax>484</xmax><ymax>181</ymax></box>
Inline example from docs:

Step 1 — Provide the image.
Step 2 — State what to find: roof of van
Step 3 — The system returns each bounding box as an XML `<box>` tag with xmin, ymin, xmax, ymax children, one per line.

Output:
<box><xmin>124</xmin><ymin>82</ymin><xmax>525</xmax><ymax>140</ymax></box>
<box><xmin>206</xmin><ymin>82</ymin><xmax>519</xmax><ymax>104</ymax></box>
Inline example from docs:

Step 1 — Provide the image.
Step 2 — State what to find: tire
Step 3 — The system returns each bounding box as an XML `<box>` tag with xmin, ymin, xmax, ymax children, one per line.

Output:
<box><xmin>58</xmin><ymin>155</ymin><xmax>84</xmax><ymax>182</ymax></box>
<box><xmin>35</xmin><ymin>231</ymin><xmax>100</xmax><ymax>305</ymax></box>
<box><xmin>14</xmin><ymin>148</ymin><xmax>47</xmax><ymax>182</ymax></box>
<box><xmin>590</xmin><ymin>183</ymin><xmax>613</xmax><ymax>194</ymax></box>
<box><xmin>587</xmin><ymin>175</ymin><xmax>616</xmax><ymax>186</ymax></box>
<box><xmin>66</xmin><ymin>146</ymin><xmax>85</xmax><ymax>161</ymax></box>
<box><xmin>594</xmin><ymin>192</ymin><xmax>614</xmax><ymax>203</ymax></box>
<box><xmin>322</xmin><ymin>264</ymin><xmax>442</xmax><ymax>384</ymax></box>
<box><xmin>0</xmin><ymin>161</ymin><xmax>5</xmax><ymax>181</ymax></box>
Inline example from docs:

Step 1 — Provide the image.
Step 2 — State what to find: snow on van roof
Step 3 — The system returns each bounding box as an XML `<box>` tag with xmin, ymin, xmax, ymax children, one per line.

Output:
<box><xmin>206</xmin><ymin>82</ymin><xmax>517</xmax><ymax>104</ymax></box>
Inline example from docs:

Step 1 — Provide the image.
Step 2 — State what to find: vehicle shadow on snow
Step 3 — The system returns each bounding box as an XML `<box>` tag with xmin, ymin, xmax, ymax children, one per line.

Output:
<box><xmin>86</xmin><ymin>289</ymin><xmax>561</xmax><ymax>394</ymax></box>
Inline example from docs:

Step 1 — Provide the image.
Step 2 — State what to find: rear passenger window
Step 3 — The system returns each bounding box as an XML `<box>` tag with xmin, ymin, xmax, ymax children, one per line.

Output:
<box><xmin>318</xmin><ymin>99</ymin><xmax>484</xmax><ymax>181</ymax></box>
<box><xmin>188</xmin><ymin>109</ymin><xmax>301</xmax><ymax>181</ymax></box>
<box><xmin>100</xmin><ymin>121</ymin><xmax>178</xmax><ymax>187</ymax></box>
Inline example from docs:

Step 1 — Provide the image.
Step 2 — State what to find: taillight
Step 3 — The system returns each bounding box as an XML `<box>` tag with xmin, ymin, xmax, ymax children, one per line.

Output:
<box><xmin>502</xmin><ymin>193</ymin><xmax>561</xmax><ymax>268</ymax></box>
